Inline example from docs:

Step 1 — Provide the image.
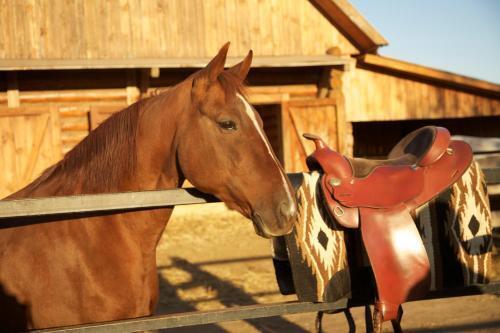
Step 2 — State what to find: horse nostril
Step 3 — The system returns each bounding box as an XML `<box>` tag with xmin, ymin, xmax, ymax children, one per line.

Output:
<box><xmin>279</xmin><ymin>201</ymin><xmax>297</xmax><ymax>221</ymax></box>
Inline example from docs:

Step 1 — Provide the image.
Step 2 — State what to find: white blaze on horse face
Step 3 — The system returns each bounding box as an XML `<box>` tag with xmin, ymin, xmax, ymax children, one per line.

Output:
<box><xmin>237</xmin><ymin>94</ymin><xmax>294</xmax><ymax>205</ymax></box>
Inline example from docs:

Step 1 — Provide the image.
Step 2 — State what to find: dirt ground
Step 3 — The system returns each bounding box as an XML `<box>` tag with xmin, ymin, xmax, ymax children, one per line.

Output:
<box><xmin>155</xmin><ymin>203</ymin><xmax>500</xmax><ymax>333</ymax></box>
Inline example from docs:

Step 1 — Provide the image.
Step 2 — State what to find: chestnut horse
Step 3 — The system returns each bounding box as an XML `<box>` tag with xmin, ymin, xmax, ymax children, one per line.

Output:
<box><xmin>0</xmin><ymin>43</ymin><xmax>297</xmax><ymax>330</ymax></box>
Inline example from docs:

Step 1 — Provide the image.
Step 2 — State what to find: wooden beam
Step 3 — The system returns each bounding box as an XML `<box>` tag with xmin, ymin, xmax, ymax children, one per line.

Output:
<box><xmin>139</xmin><ymin>69</ymin><xmax>151</xmax><ymax>98</ymax></box>
<box><xmin>126</xmin><ymin>70</ymin><xmax>140</xmax><ymax>105</ymax></box>
<box><xmin>0</xmin><ymin>89</ymin><xmax>129</xmax><ymax>104</ymax></box>
<box><xmin>0</xmin><ymin>85</ymin><xmax>318</xmax><ymax>105</ymax></box>
<box><xmin>309</xmin><ymin>0</ymin><xmax>388</xmax><ymax>53</ymax></box>
<box><xmin>7</xmin><ymin>72</ymin><xmax>20</xmax><ymax>108</ymax></box>
<box><xmin>0</xmin><ymin>55</ymin><xmax>350</xmax><ymax>71</ymax></box>
<box><xmin>247</xmin><ymin>85</ymin><xmax>318</xmax><ymax>97</ymax></box>
<box><xmin>357</xmin><ymin>54</ymin><xmax>500</xmax><ymax>98</ymax></box>
<box><xmin>247</xmin><ymin>93</ymin><xmax>289</xmax><ymax>105</ymax></box>
<box><xmin>150</xmin><ymin>67</ymin><xmax>160</xmax><ymax>78</ymax></box>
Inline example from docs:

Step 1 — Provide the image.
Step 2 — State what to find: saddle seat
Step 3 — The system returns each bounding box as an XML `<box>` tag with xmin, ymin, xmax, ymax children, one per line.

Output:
<box><xmin>304</xmin><ymin>126</ymin><xmax>473</xmax><ymax>326</ymax></box>
<box><xmin>304</xmin><ymin>126</ymin><xmax>472</xmax><ymax>228</ymax></box>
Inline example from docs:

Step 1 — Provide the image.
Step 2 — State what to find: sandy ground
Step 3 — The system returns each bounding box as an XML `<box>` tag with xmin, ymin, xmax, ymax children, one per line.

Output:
<box><xmin>155</xmin><ymin>203</ymin><xmax>500</xmax><ymax>333</ymax></box>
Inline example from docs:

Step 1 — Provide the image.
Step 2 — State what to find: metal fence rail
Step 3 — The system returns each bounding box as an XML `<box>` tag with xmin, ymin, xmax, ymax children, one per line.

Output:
<box><xmin>1</xmin><ymin>169</ymin><xmax>498</xmax><ymax>224</ymax></box>
<box><xmin>1</xmin><ymin>168</ymin><xmax>499</xmax><ymax>332</ymax></box>
<box><xmin>34</xmin><ymin>283</ymin><xmax>500</xmax><ymax>333</ymax></box>
<box><xmin>0</xmin><ymin>188</ymin><xmax>218</xmax><ymax>220</ymax></box>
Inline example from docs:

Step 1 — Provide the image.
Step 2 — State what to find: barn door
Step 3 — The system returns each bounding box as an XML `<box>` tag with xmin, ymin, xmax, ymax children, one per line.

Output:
<box><xmin>0</xmin><ymin>106</ymin><xmax>62</xmax><ymax>197</ymax></box>
<box><xmin>281</xmin><ymin>99</ymin><xmax>342</xmax><ymax>173</ymax></box>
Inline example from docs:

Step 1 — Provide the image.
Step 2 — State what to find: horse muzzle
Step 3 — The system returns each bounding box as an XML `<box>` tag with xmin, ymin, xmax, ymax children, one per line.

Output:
<box><xmin>251</xmin><ymin>200</ymin><xmax>296</xmax><ymax>238</ymax></box>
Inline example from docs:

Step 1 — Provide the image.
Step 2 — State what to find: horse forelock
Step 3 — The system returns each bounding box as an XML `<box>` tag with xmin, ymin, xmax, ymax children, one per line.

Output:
<box><xmin>217</xmin><ymin>71</ymin><xmax>246</xmax><ymax>99</ymax></box>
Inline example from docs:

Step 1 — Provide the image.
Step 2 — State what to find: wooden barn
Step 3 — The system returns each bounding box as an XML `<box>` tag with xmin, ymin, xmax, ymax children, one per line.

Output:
<box><xmin>1</xmin><ymin>0</ymin><xmax>499</xmax><ymax>198</ymax></box>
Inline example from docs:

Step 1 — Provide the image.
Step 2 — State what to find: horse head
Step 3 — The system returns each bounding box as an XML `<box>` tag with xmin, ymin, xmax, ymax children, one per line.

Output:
<box><xmin>176</xmin><ymin>43</ymin><xmax>297</xmax><ymax>238</ymax></box>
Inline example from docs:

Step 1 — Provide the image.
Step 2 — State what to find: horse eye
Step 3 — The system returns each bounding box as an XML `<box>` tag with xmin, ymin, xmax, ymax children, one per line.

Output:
<box><xmin>218</xmin><ymin>120</ymin><xmax>237</xmax><ymax>131</ymax></box>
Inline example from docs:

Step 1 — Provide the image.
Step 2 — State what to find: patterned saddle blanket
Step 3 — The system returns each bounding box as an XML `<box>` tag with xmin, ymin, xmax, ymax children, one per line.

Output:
<box><xmin>272</xmin><ymin>161</ymin><xmax>493</xmax><ymax>304</ymax></box>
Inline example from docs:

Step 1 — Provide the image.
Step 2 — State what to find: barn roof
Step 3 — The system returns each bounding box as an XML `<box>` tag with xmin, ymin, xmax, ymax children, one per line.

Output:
<box><xmin>310</xmin><ymin>0</ymin><xmax>388</xmax><ymax>53</ymax></box>
<box><xmin>357</xmin><ymin>54</ymin><xmax>500</xmax><ymax>98</ymax></box>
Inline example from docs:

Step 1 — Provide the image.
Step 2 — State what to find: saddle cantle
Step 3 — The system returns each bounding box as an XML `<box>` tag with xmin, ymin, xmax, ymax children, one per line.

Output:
<box><xmin>303</xmin><ymin>126</ymin><xmax>473</xmax><ymax>324</ymax></box>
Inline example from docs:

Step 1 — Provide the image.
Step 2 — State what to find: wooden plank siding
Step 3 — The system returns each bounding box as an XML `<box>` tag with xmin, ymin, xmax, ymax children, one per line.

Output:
<box><xmin>357</xmin><ymin>54</ymin><xmax>500</xmax><ymax>98</ymax></box>
<box><xmin>0</xmin><ymin>0</ymin><xmax>357</xmax><ymax>61</ymax></box>
<box><xmin>0</xmin><ymin>106</ymin><xmax>62</xmax><ymax>198</ymax></box>
<box><xmin>281</xmin><ymin>98</ymin><xmax>339</xmax><ymax>172</ymax></box>
<box><xmin>344</xmin><ymin>68</ymin><xmax>500</xmax><ymax>122</ymax></box>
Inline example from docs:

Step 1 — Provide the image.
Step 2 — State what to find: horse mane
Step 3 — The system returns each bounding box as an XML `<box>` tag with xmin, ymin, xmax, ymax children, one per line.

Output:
<box><xmin>18</xmin><ymin>100</ymin><xmax>145</xmax><ymax>196</ymax></box>
<box><xmin>16</xmin><ymin>70</ymin><xmax>244</xmax><ymax>197</ymax></box>
<box><xmin>60</xmin><ymin>100</ymin><xmax>142</xmax><ymax>192</ymax></box>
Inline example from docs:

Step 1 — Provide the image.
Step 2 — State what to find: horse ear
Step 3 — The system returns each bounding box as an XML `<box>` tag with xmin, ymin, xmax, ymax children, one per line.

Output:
<box><xmin>192</xmin><ymin>42</ymin><xmax>230</xmax><ymax>105</ymax></box>
<box><xmin>227</xmin><ymin>50</ymin><xmax>253</xmax><ymax>82</ymax></box>
<box><xmin>206</xmin><ymin>42</ymin><xmax>230</xmax><ymax>82</ymax></box>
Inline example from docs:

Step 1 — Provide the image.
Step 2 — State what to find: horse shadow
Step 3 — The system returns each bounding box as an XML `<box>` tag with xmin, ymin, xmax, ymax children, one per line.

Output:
<box><xmin>0</xmin><ymin>284</ymin><xmax>29</xmax><ymax>332</ymax></box>
<box><xmin>157</xmin><ymin>256</ymin><xmax>308</xmax><ymax>333</ymax></box>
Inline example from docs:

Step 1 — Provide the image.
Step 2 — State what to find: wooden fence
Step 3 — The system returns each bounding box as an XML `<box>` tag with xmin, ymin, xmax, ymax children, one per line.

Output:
<box><xmin>0</xmin><ymin>170</ymin><xmax>499</xmax><ymax>332</ymax></box>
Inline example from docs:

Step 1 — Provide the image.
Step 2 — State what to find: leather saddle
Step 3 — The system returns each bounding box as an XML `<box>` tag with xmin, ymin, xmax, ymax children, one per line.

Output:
<box><xmin>303</xmin><ymin>126</ymin><xmax>473</xmax><ymax>325</ymax></box>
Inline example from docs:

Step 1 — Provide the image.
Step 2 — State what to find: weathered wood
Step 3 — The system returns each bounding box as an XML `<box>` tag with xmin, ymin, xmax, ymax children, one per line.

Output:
<box><xmin>247</xmin><ymin>84</ymin><xmax>318</xmax><ymax>96</ymax></box>
<box><xmin>22</xmin><ymin>113</ymin><xmax>50</xmax><ymax>183</ymax></box>
<box><xmin>281</xmin><ymin>99</ymin><xmax>338</xmax><ymax>172</ymax></box>
<box><xmin>57</xmin><ymin>105</ymin><xmax>92</xmax><ymax>154</ymax></box>
<box><xmin>309</xmin><ymin>0</ymin><xmax>388</xmax><ymax>53</ymax></box>
<box><xmin>0</xmin><ymin>89</ymin><xmax>129</xmax><ymax>104</ymax></box>
<box><xmin>358</xmin><ymin>54</ymin><xmax>500</xmax><ymax>98</ymax></box>
<box><xmin>6</xmin><ymin>71</ymin><xmax>19</xmax><ymax>108</ymax></box>
<box><xmin>126</xmin><ymin>69</ymin><xmax>140</xmax><ymax>105</ymax></box>
<box><xmin>0</xmin><ymin>55</ymin><xmax>351</xmax><ymax>71</ymax></box>
<box><xmin>89</xmin><ymin>105</ymin><xmax>127</xmax><ymax>130</ymax></box>
<box><xmin>0</xmin><ymin>106</ymin><xmax>62</xmax><ymax>197</ymax></box>
<box><xmin>344</xmin><ymin>67</ymin><xmax>500</xmax><ymax>122</ymax></box>
<box><xmin>247</xmin><ymin>93</ymin><xmax>289</xmax><ymax>105</ymax></box>
<box><xmin>328</xmin><ymin>67</ymin><xmax>350</xmax><ymax>154</ymax></box>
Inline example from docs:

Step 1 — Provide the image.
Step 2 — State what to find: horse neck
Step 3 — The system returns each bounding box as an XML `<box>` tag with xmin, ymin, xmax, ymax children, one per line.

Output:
<box><xmin>117</xmin><ymin>88</ymin><xmax>189</xmax><ymax>251</ymax></box>
<box><xmin>133</xmin><ymin>88</ymin><xmax>189</xmax><ymax>191</ymax></box>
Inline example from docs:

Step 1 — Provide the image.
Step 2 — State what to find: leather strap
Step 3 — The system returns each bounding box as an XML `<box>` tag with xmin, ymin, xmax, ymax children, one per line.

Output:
<box><xmin>320</xmin><ymin>175</ymin><xmax>359</xmax><ymax>228</ymax></box>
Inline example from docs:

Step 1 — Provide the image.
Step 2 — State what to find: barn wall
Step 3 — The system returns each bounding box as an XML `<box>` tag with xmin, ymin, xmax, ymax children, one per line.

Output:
<box><xmin>0</xmin><ymin>0</ymin><xmax>357</xmax><ymax>60</ymax></box>
<box><xmin>0</xmin><ymin>106</ymin><xmax>62</xmax><ymax>198</ymax></box>
<box><xmin>343</xmin><ymin>67</ymin><xmax>500</xmax><ymax>122</ymax></box>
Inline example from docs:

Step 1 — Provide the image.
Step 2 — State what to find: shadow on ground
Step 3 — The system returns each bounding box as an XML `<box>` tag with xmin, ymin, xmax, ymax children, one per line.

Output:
<box><xmin>156</xmin><ymin>256</ymin><xmax>307</xmax><ymax>333</ymax></box>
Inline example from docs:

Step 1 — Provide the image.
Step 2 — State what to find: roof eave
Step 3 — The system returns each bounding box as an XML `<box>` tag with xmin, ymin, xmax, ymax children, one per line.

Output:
<box><xmin>309</xmin><ymin>0</ymin><xmax>388</xmax><ymax>54</ymax></box>
<box><xmin>357</xmin><ymin>54</ymin><xmax>500</xmax><ymax>98</ymax></box>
